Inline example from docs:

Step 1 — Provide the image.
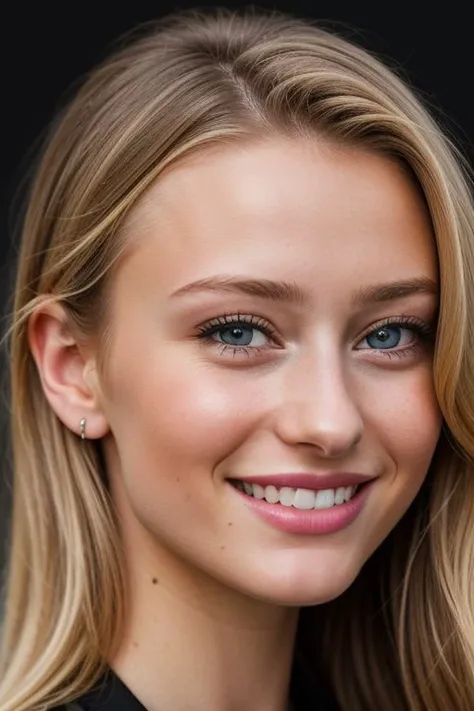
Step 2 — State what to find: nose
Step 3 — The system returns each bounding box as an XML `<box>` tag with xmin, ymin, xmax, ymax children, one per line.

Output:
<box><xmin>273</xmin><ymin>350</ymin><xmax>363</xmax><ymax>459</ymax></box>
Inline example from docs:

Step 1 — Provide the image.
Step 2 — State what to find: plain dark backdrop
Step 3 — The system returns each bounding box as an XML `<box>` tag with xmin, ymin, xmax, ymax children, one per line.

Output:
<box><xmin>1</xmin><ymin>1</ymin><xmax>472</xmax><ymax>574</ymax></box>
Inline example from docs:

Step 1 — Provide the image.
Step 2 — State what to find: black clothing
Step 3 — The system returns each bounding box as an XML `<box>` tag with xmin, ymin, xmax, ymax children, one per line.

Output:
<box><xmin>55</xmin><ymin>657</ymin><xmax>339</xmax><ymax>711</ymax></box>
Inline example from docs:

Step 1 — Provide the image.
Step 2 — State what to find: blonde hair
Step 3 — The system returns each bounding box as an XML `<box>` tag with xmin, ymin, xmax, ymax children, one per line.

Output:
<box><xmin>1</xmin><ymin>8</ymin><xmax>474</xmax><ymax>710</ymax></box>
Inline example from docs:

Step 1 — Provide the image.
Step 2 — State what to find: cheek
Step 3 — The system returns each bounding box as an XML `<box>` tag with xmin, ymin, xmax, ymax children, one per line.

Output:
<box><xmin>360</xmin><ymin>362</ymin><xmax>441</xmax><ymax>457</ymax></box>
<box><xmin>349</xmin><ymin>366</ymin><xmax>441</xmax><ymax>564</ymax></box>
<box><xmin>363</xmin><ymin>367</ymin><xmax>441</xmax><ymax>529</ymax></box>
<box><xmin>385</xmin><ymin>370</ymin><xmax>441</xmax><ymax>468</ymax></box>
<box><xmin>104</xmin><ymin>347</ymin><xmax>267</xmax><ymax>472</ymax></box>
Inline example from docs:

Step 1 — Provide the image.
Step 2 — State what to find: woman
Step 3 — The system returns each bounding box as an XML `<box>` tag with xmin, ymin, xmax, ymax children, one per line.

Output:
<box><xmin>1</xmin><ymin>7</ymin><xmax>473</xmax><ymax>711</ymax></box>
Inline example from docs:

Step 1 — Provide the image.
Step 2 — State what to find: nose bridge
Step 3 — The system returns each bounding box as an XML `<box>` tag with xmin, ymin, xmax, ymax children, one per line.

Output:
<box><xmin>275</xmin><ymin>343</ymin><xmax>363</xmax><ymax>456</ymax></box>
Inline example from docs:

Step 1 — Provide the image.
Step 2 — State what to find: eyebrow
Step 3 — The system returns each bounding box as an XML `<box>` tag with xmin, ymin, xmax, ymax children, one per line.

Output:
<box><xmin>353</xmin><ymin>276</ymin><xmax>438</xmax><ymax>306</ymax></box>
<box><xmin>170</xmin><ymin>275</ymin><xmax>438</xmax><ymax>306</ymax></box>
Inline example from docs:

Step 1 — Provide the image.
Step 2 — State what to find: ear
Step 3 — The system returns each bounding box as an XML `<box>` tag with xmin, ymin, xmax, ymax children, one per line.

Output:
<box><xmin>28</xmin><ymin>302</ymin><xmax>110</xmax><ymax>440</ymax></box>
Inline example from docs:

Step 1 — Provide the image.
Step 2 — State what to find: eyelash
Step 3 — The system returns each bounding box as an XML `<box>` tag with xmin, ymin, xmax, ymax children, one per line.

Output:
<box><xmin>195</xmin><ymin>313</ymin><xmax>436</xmax><ymax>360</ymax></box>
<box><xmin>356</xmin><ymin>315</ymin><xmax>436</xmax><ymax>360</ymax></box>
<box><xmin>196</xmin><ymin>313</ymin><xmax>278</xmax><ymax>358</ymax></box>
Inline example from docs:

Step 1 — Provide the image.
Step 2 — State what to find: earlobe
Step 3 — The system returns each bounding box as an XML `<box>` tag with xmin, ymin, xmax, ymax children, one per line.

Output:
<box><xmin>28</xmin><ymin>302</ymin><xmax>110</xmax><ymax>440</ymax></box>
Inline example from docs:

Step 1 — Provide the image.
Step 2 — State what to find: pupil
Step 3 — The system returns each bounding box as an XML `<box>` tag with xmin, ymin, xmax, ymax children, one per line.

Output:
<box><xmin>376</xmin><ymin>328</ymin><xmax>391</xmax><ymax>342</ymax></box>
<box><xmin>231</xmin><ymin>327</ymin><xmax>244</xmax><ymax>340</ymax></box>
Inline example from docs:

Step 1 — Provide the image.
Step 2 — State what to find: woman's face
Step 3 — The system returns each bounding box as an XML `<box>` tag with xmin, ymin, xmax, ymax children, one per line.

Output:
<box><xmin>99</xmin><ymin>138</ymin><xmax>441</xmax><ymax>605</ymax></box>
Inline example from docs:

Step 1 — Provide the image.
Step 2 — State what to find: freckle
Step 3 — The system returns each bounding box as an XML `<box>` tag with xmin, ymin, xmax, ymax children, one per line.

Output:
<box><xmin>152</xmin><ymin>577</ymin><xmax>159</xmax><ymax>585</ymax></box>
<box><xmin>227</xmin><ymin>522</ymin><xmax>233</xmax><ymax>527</ymax></box>
<box><xmin>220</xmin><ymin>545</ymin><xmax>226</xmax><ymax>550</ymax></box>
<box><xmin>133</xmin><ymin>641</ymin><xmax>139</xmax><ymax>648</ymax></box>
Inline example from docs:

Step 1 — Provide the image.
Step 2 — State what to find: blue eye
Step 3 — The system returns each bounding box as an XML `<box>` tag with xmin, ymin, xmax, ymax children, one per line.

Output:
<box><xmin>358</xmin><ymin>325</ymin><xmax>414</xmax><ymax>350</ymax></box>
<box><xmin>196</xmin><ymin>314</ymin><xmax>276</xmax><ymax>355</ymax></box>
<box><xmin>212</xmin><ymin>325</ymin><xmax>268</xmax><ymax>347</ymax></box>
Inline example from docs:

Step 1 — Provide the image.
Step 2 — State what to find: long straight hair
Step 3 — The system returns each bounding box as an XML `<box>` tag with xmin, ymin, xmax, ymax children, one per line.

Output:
<box><xmin>1</xmin><ymin>9</ymin><xmax>474</xmax><ymax>710</ymax></box>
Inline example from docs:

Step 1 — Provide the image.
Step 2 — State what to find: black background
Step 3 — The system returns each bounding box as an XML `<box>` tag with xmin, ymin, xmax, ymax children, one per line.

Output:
<box><xmin>0</xmin><ymin>2</ymin><xmax>472</xmax><ymax>563</ymax></box>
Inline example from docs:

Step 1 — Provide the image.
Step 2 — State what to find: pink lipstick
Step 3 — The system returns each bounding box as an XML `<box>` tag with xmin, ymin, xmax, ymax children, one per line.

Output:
<box><xmin>227</xmin><ymin>472</ymin><xmax>375</xmax><ymax>535</ymax></box>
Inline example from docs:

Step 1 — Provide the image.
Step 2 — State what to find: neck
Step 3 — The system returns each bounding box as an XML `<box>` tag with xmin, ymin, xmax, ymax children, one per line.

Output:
<box><xmin>110</xmin><ymin>523</ymin><xmax>299</xmax><ymax>711</ymax></box>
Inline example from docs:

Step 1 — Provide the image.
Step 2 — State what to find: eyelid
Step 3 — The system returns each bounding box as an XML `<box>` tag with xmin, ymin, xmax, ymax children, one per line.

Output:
<box><xmin>356</xmin><ymin>314</ymin><xmax>435</xmax><ymax>342</ymax></box>
<box><xmin>196</xmin><ymin>313</ymin><xmax>278</xmax><ymax>338</ymax></box>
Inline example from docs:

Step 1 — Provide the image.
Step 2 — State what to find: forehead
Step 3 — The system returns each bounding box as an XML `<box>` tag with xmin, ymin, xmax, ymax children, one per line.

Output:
<box><xmin>119</xmin><ymin>138</ymin><xmax>437</xmax><ymax>298</ymax></box>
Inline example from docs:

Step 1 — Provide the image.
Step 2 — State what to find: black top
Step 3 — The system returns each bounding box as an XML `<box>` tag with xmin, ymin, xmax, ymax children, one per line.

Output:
<box><xmin>55</xmin><ymin>656</ymin><xmax>339</xmax><ymax>711</ymax></box>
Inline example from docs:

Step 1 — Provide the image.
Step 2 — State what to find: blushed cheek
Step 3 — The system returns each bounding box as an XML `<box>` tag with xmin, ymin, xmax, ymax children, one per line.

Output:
<box><xmin>377</xmin><ymin>371</ymin><xmax>441</xmax><ymax>486</ymax></box>
<box><xmin>107</xmin><ymin>354</ymin><xmax>268</xmax><ymax>471</ymax></box>
<box><xmin>357</xmin><ymin>372</ymin><xmax>441</xmax><ymax>560</ymax></box>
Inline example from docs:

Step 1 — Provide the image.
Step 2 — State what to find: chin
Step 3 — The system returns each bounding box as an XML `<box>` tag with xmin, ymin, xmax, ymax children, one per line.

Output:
<box><xmin>270</xmin><ymin>581</ymin><xmax>357</xmax><ymax>608</ymax></box>
<box><xmin>236</xmin><ymin>561</ymin><xmax>363</xmax><ymax>607</ymax></box>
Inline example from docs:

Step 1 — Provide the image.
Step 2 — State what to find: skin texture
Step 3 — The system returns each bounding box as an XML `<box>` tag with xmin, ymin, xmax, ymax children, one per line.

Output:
<box><xmin>30</xmin><ymin>138</ymin><xmax>441</xmax><ymax>711</ymax></box>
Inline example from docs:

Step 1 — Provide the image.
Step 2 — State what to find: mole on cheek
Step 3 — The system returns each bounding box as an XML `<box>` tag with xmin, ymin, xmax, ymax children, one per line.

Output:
<box><xmin>152</xmin><ymin>577</ymin><xmax>159</xmax><ymax>585</ymax></box>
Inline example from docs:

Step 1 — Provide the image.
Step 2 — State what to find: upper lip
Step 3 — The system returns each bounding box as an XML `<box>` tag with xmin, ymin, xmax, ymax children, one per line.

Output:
<box><xmin>228</xmin><ymin>472</ymin><xmax>375</xmax><ymax>490</ymax></box>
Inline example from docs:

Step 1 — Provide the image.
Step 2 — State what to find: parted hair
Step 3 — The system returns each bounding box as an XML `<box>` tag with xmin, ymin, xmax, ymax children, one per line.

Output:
<box><xmin>1</xmin><ymin>8</ymin><xmax>474</xmax><ymax>710</ymax></box>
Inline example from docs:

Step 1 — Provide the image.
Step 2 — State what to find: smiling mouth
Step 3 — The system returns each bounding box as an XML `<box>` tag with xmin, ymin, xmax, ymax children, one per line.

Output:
<box><xmin>228</xmin><ymin>479</ymin><xmax>362</xmax><ymax>510</ymax></box>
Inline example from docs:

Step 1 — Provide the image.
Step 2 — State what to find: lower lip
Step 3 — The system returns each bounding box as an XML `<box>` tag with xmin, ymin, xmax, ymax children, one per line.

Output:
<box><xmin>230</xmin><ymin>481</ymin><xmax>373</xmax><ymax>535</ymax></box>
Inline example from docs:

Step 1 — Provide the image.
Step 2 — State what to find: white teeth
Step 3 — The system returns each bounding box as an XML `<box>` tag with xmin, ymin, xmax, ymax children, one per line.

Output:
<box><xmin>235</xmin><ymin>481</ymin><xmax>360</xmax><ymax>507</ymax></box>
<box><xmin>293</xmin><ymin>488</ymin><xmax>316</xmax><ymax>509</ymax></box>
<box><xmin>264</xmin><ymin>485</ymin><xmax>279</xmax><ymax>504</ymax></box>
<box><xmin>344</xmin><ymin>486</ymin><xmax>355</xmax><ymax>502</ymax></box>
<box><xmin>279</xmin><ymin>487</ymin><xmax>296</xmax><ymax>507</ymax></box>
<box><xmin>314</xmin><ymin>489</ymin><xmax>335</xmax><ymax>509</ymax></box>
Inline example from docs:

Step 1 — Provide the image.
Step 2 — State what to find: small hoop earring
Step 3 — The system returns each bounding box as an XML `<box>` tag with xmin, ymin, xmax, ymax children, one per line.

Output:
<box><xmin>79</xmin><ymin>417</ymin><xmax>86</xmax><ymax>441</ymax></box>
